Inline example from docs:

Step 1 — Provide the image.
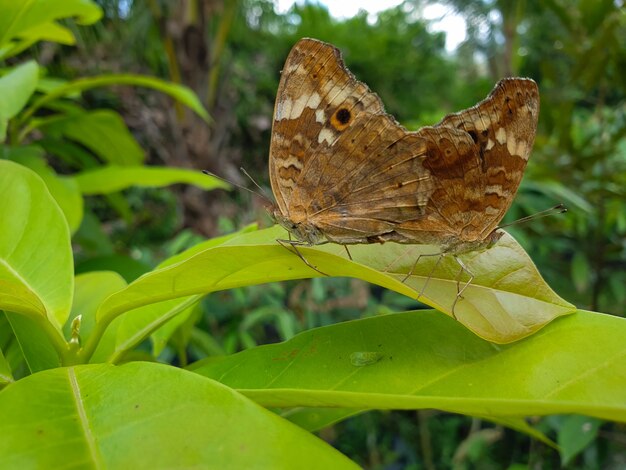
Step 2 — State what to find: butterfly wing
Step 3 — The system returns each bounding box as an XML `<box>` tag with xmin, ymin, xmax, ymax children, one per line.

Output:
<box><xmin>269</xmin><ymin>38</ymin><xmax>435</xmax><ymax>243</ymax></box>
<box><xmin>391</xmin><ymin>78</ymin><xmax>540</xmax><ymax>250</ymax></box>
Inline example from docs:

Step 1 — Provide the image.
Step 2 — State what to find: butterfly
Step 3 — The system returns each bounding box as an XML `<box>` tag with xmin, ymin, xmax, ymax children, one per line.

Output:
<box><xmin>268</xmin><ymin>38</ymin><xmax>539</xmax><ymax>309</ymax></box>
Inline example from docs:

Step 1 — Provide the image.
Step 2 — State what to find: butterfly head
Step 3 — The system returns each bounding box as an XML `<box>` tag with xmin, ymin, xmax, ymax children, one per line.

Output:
<box><xmin>484</xmin><ymin>229</ymin><xmax>505</xmax><ymax>249</ymax></box>
<box><xmin>271</xmin><ymin>209</ymin><xmax>324</xmax><ymax>246</ymax></box>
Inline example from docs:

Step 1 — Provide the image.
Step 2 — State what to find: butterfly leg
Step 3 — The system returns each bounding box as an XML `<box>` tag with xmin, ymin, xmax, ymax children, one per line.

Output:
<box><xmin>451</xmin><ymin>255</ymin><xmax>474</xmax><ymax>319</ymax></box>
<box><xmin>402</xmin><ymin>252</ymin><xmax>441</xmax><ymax>283</ymax></box>
<box><xmin>276</xmin><ymin>239</ymin><xmax>329</xmax><ymax>276</ymax></box>
<box><xmin>343</xmin><ymin>245</ymin><xmax>353</xmax><ymax>260</ymax></box>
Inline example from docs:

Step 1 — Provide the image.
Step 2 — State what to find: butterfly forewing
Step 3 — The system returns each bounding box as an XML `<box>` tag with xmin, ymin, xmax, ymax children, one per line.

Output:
<box><xmin>269</xmin><ymin>38</ymin><xmax>436</xmax><ymax>243</ymax></box>
<box><xmin>269</xmin><ymin>38</ymin><xmax>386</xmax><ymax>217</ymax></box>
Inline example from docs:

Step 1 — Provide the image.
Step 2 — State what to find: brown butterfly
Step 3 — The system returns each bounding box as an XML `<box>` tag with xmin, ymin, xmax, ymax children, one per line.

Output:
<box><xmin>268</xmin><ymin>38</ymin><xmax>539</xmax><ymax>307</ymax></box>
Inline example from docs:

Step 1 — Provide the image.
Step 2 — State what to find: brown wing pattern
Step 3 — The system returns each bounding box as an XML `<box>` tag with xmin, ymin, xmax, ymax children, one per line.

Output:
<box><xmin>269</xmin><ymin>38</ymin><xmax>435</xmax><ymax>243</ymax></box>
<box><xmin>269</xmin><ymin>38</ymin><xmax>386</xmax><ymax>215</ymax></box>
<box><xmin>391</xmin><ymin>78</ymin><xmax>539</xmax><ymax>250</ymax></box>
<box><xmin>269</xmin><ymin>38</ymin><xmax>539</xmax><ymax>251</ymax></box>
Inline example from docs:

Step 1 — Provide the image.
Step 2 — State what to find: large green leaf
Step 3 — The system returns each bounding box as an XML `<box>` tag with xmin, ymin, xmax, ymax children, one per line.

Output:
<box><xmin>5</xmin><ymin>145</ymin><xmax>83</xmax><ymax>233</ymax></box>
<box><xmin>229</xmin><ymin>227</ymin><xmax>575</xmax><ymax>342</ymax></box>
<box><xmin>4</xmin><ymin>312</ymin><xmax>61</xmax><ymax>373</ymax></box>
<box><xmin>81</xmin><ymin>226</ymin><xmax>573</xmax><ymax>358</ymax></box>
<box><xmin>76</xmin><ymin>237</ymin><xmax>415</xmax><ymax>362</ymax></box>
<box><xmin>87</xmin><ymin>227</ymin><xmax>258</xmax><ymax>363</ymax></box>
<box><xmin>0</xmin><ymin>0</ymin><xmax>101</xmax><ymax>60</ymax></box>
<box><xmin>0</xmin><ymin>160</ymin><xmax>73</xmax><ymax>331</ymax></box>
<box><xmin>0</xmin><ymin>61</ymin><xmax>38</xmax><ymax>140</ymax></box>
<box><xmin>0</xmin><ymin>362</ymin><xmax>357</xmax><ymax>469</ymax></box>
<box><xmin>21</xmin><ymin>74</ymin><xmax>209</xmax><ymax>126</ymax></box>
<box><xmin>37</xmin><ymin>110</ymin><xmax>144</xmax><ymax>165</ymax></box>
<box><xmin>74</xmin><ymin>164</ymin><xmax>230</xmax><ymax>194</ymax></box>
<box><xmin>190</xmin><ymin>310</ymin><xmax>626</xmax><ymax>423</ymax></box>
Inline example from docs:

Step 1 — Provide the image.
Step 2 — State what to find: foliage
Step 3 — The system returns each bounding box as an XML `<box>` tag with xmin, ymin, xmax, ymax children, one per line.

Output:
<box><xmin>1</xmin><ymin>0</ymin><xmax>625</xmax><ymax>467</ymax></box>
<box><xmin>0</xmin><ymin>153</ymin><xmax>625</xmax><ymax>466</ymax></box>
<box><xmin>0</xmin><ymin>0</ymin><xmax>226</xmax><ymax>234</ymax></box>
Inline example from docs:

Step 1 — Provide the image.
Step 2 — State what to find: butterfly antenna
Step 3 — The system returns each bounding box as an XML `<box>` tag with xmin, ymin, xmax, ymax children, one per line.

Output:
<box><xmin>239</xmin><ymin>167</ymin><xmax>273</xmax><ymax>202</ymax></box>
<box><xmin>498</xmin><ymin>204</ymin><xmax>567</xmax><ymax>229</ymax></box>
<box><xmin>202</xmin><ymin>170</ymin><xmax>274</xmax><ymax>205</ymax></box>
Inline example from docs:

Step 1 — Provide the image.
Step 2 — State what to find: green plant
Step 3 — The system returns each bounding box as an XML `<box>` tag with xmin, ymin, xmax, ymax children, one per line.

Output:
<box><xmin>2</xmin><ymin>1</ymin><xmax>625</xmax><ymax>467</ymax></box>
<box><xmin>1</xmin><ymin>153</ymin><xmax>624</xmax><ymax>465</ymax></box>
<box><xmin>0</xmin><ymin>0</ymin><xmax>227</xmax><ymax>236</ymax></box>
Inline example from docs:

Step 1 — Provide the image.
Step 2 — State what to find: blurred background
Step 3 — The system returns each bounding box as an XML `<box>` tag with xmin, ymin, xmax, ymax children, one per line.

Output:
<box><xmin>12</xmin><ymin>0</ymin><xmax>626</xmax><ymax>467</ymax></box>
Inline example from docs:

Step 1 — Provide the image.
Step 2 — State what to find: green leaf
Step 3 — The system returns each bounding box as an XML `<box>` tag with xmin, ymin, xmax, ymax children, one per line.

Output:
<box><xmin>0</xmin><ymin>347</ymin><xmax>13</xmax><ymax>386</ymax></box>
<box><xmin>0</xmin><ymin>0</ymin><xmax>102</xmax><ymax>58</ymax></box>
<box><xmin>82</xmin><ymin>237</ymin><xmax>416</xmax><ymax>364</ymax></box>
<box><xmin>90</xmin><ymin>296</ymin><xmax>201</xmax><ymax>364</ymax></box>
<box><xmin>229</xmin><ymin>228</ymin><xmax>574</xmax><ymax>343</ymax></box>
<box><xmin>282</xmin><ymin>408</ymin><xmax>364</xmax><ymax>432</ymax></box>
<box><xmin>75</xmin><ymin>254</ymin><xmax>151</xmax><ymax>283</ymax></box>
<box><xmin>4</xmin><ymin>312</ymin><xmax>61</xmax><ymax>373</ymax></box>
<box><xmin>74</xmin><ymin>164</ymin><xmax>230</xmax><ymax>194</ymax></box>
<box><xmin>556</xmin><ymin>415</ymin><xmax>602</xmax><ymax>465</ymax></box>
<box><xmin>17</xmin><ymin>21</ymin><xmax>75</xmax><ymax>45</ymax></box>
<box><xmin>83</xmin><ymin>226</ymin><xmax>252</xmax><ymax>362</ymax></box>
<box><xmin>0</xmin><ymin>22</ymin><xmax>77</xmax><ymax>60</ymax></box>
<box><xmin>5</xmin><ymin>145</ymin><xmax>84</xmax><ymax>233</ymax></box>
<box><xmin>283</xmin><ymin>408</ymin><xmax>554</xmax><ymax>446</ymax></box>
<box><xmin>158</xmin><ymin>223</ymin><xmax>258</xmax><ymax>268</ymax></box>
<box><xmin>0</xmin><ymin>61</ymin><xmax>38</xmax><ymax>140</ymax></box>
<box><xmin>150</xmin><ymin>302</ymin><xmax>199</xmax><ymax>357</ymax></box>
<box><xmin>38</xmin><ymin>136</ymin><xmax>99</xmax><ymax>168</ymax></box>
<box><xmin>87</xmin><ymin>226</ymin><xmax>573</xmax><ymax>348</ymax></box>
<box><xmin>0</xmin><ymin>313</ymin><xmax>25</xmax><ymax>377</ymax></box>
<box><xmin>0</xmin><ymin>160</ymin><xmax>73</xmax><ymax>331</ymax></box>
<box><xmin>37</xmin><ymin>110</ymin><xmax>144</xmax><ymax>165</ymax></box>
<box><xmin>0</xmin><ymin>362</ymin><xmax>357</xmax><ymax>468</ymax></box>
<box><xmin>521</xmin><ymin>179</ymin><xmax>593</xmax><ymax>213</ymax></box>
<box><xmin>21</xmin><ymin>74</ymin><xmax>210</xmax><ymax>125</ymax></box>
<box><xmin>72</xmin><ymin>211</ymin><xmax>115</xmax><ymax>256</ymax></box>
<box><xmin>190</xmin><ymin>310</ymin><xmax>626</xmax><ymax>423</ymax></box>
<box><xmin>36</xmin><ymin>77</ymin><xmax>79</xmax><ymax>97</ymax></box>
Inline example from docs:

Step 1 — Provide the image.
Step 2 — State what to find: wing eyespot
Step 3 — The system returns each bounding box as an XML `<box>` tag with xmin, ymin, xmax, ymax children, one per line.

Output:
<box><xmin>330</xmin><ymin>107</ymin><xmax>352</xmax><ymax>131</ymax></box>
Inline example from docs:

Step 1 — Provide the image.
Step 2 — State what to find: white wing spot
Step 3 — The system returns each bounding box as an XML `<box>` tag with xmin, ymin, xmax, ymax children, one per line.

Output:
<box><xmin>315</xmin><ymin>109</ymin><xmax>325</xmax><ymax>123</ymax></box>
<box><xmin>515</xmin><ymin>139</ymin><xmax>529</xmax><ymax>159</ymax></box>
<box><xmin>276</xmin><ymin>98</ymin><xmax>293</xmax><ymax>121</ymax></box>
<box><xmin>318</xmin><ymin>128</ymin><xmax>335</xmax><ymax>145</ymax></box>
<box><xmin>288</xmin><ymin>92</ymin><xmax>322</xmax><ymax>119</ymax></box>
<box><xmin>473</xmin><ymin>119</ymin><xmax>488</xmax><ymax>131</ymax></box>
<box><xmin>283</xmin><ymin>154</ymin><xmax>303</xmax><ymax>170</ymax></box>
<box><xmin>495</xmin><ymin>127</ymin><xmax>507</xmax><ymax>145</ymax></box>
<box><xmin>485</xmin><ymin>206</ymin><xmax>500</xmax><ymax>216</ymax></box>
<box><xmin>329</xmin><ymin>87</ymin><xmax>351</xmax><ymax>106</ymax></box>
<box><xmin>507</xmin><ymin>136</ymin><xmax>520</xmax><ymax>157</ymax></box>
<box><xmin>485</xmin><ymin>184</ymin><xmax>505</xmax><ymax>195</ymax></box>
